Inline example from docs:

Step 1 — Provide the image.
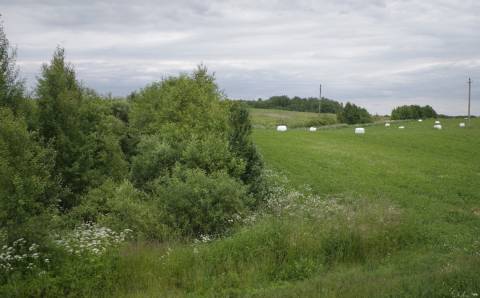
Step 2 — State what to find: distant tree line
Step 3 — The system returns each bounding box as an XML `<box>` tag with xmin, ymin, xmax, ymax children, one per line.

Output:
<box><xmin>241</xmin><ymin>96</ymin><xmax>374</xmax><ymax>125</ymax></box>
<box><xmin>391</xmin><ymin>105</ymin><xmax>437</xmax><ymax>120</ymax></box>
<box><xmin>241</xmin><ymin>95</ymin><xmax>343</xmax><ymax>114</ymax></box>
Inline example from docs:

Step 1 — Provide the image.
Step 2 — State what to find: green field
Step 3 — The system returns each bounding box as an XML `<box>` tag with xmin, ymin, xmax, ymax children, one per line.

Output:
<box><xmin>110</xmin><ymin>117</ymin><xmax>480</xmax><ymax>297</ymax></box>
<box><xmin>249</xmin><ymin>108</ymin><xmax>337</xmax><ymax>128</ymax></box>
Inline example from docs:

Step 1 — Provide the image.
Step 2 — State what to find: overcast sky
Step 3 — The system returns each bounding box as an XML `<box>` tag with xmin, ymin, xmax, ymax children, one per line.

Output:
<box><xmin>1</xmin><ymin>0</ymin><xmax>479</xmax><ymax>115</ymax></box>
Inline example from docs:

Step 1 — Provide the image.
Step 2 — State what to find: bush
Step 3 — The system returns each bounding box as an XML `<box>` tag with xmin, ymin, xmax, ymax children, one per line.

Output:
<box><xmin>304</xmin><ymin>117</ymin><xmax>337</xmax><ymax>127</ymax></box>
<box><xmin>153</xmin><ymin>168</ymin><xmax>250</xmax><ymax>236</ymax></box>
<box><xmin>71</xmin><ymin>180</ymin><xmax>172</xmax><ymax>241</ymax></box>
<box><xmin>130</xmin><ymin>135</ymin><xmax>179</xmax><ymax>187</ymax></box>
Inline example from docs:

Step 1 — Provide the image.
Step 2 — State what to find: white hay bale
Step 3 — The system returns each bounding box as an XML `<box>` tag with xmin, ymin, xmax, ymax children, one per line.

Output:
<box><xmin>459</xmin><ymin>122</ymin><xmax>466</xmax><ymax>128</ymax></box>
<box><xmin>433</xmin><ymin>124</ymin><xmax>442</xmax><ymax>130</ymax></box>
<box><xmin>418</xmin><ymin>119</ymin><xmax>423</xmax><ymax>122</ymax></box>
<box><xmin>434</xmin><ymin>120</ymin><xmax>440</xmax><ymax>124</ymax></box>
<box><xmin>355</xmin><ymin>127</ymin><xmax>365</xmax><ymax>134</ymax></box>
<box><xmin>276</xmin><ymin>125</ymin><xmax>287</xmax><ymax>132</ymax></box>
<box><xmin>309</xmin><ymin>127</ymin><xmax>317</xmax><ymax>132</ymax></box>
<box><xmin>398</xmin><ymin>126</ymin><xmax>405</xmax><ymax>129</ymax></box>
<box><xmin>385</xmin><ymin>123</ymin><xmax>391</xmax><ymax>127</ymax></box>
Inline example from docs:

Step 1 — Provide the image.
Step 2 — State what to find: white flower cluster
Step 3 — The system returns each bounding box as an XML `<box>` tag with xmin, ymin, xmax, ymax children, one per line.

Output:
<box><xmin>449</xmin><ymin>288</ymin><xmax>479</xmax><ymax>298</ymax></box>
<box><xmin>54</xmin><ymin>223</ymin><xmax>131</xmax><ymax>256</ymax></box>
<box><xmin>0</xmin><ymin>238</ymin><xmax>47</xmax><ymax>273</ymax></box>
<box><xmin>194</xmin><ymin>234</ymin><xmax>213</xmax><ymax>244</ymax></box>
<box><xmin>262</xmin><ymin>171</ymin><xmax>346</xmax><ymax>219</ymax></box>
<box><xmin>256</xmin><ymin>170</ymin><xmax>399</xmax><ymax>225</ymax></box>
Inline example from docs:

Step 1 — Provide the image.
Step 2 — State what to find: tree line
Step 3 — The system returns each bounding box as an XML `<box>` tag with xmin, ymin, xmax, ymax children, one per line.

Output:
<box><xmin>240</xmin><ymin>96</ymin><xmax>374</xmax><ymax>124</ymax></box>
<box><xmin>241</xmin><ymin>95</ymin><xmax>343</xmax><ymax>114</ymax></box>
<box><xmin>391</xmin><ymin>105</ymin><xmax>437</xmax><ymax>120</ymax></box>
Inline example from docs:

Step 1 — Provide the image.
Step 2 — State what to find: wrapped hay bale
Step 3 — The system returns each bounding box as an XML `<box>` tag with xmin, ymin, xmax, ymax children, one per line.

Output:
<box><xmin>276</xmin><ymin>125</ymin><xmax>287</xmax><ymax>132</ymax></box>
<box><xmin>309</xmin><ymin>127</ymin><xmax>317</xmax><ymax>132</ymax></box>
<box><xmin>398</xmin><ymin>126</ymin><xmax>405</xmax><ymax>129</ymax></box>
<box><xmin>434</xmin><ymin>124</ymin><xmax>442</xmax><ymax>130</ymax></box>
<box><xmin>385</xmin><ymin>123</ymin><xmax>391</xmax><ymax>127</ymax></box>
<box><xmin>459</xmin><ymin>122</ymin><xmax>466</xmax><ymax>128</ymax></box>
<box><xmin>355</xmin><ymin>127</ymin><xmax>365</xmax><ymax>134</ymax></box>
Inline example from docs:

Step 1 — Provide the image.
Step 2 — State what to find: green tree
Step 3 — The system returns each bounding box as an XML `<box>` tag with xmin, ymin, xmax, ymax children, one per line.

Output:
<box><xmin>0</xmin><ymin>108</ymin><xmax>59</xmax><ymax>243</ymax></box>
<box><xmin>337</xmin><ymin>102</ymin><xmax>372</xmax><ymax>124</ymax></box>
<box><xmin>37</xmin><ymin>48</ymin><xmax>128</xmax><ymax>208</ymax></box>
<box><xmin>391</xmin><ymin>105</ymin><xmax>437</xmax><ymax>120</ymax></box>
<box><xmin>0</xmin><ymin>19</ymin><xmax>28</xmax><ymax>116</ymax></box>
<box><xmin>228</xmin><ymin>101</ymin><xmax>264</xmax><ymax>199</ymax></box>
<box><xmin>129</xmin><ymin>66</ymin><xmax>245</xmax><ymax>187</ymax></box>
<box><xmin>130</xmin><ymin>65</ymin><xmax>228</xmax><ymax>139</ymax></box>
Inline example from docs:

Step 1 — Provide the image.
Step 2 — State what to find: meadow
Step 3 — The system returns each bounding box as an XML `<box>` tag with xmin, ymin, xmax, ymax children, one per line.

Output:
<box><xmin>108</xmin><ymin>118</ymin><xmax>480</xmax><ymax>297</ymax></box>
<box><xmin>249</xmin><ymin>108</ymin><xmax>338</xmax><ymax>128</ymax></box>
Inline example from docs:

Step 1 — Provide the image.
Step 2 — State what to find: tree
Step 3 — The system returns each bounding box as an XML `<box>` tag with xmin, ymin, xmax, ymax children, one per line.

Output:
<box><xmin>0</xmin><ymin>108</ymin><xmax>59</xmax><ymax>243</ymax></box>
<box><xmin>130</xmin><ymin>65</ymin><xmax>228</xmax><ymax>139</ymax></box>
<box><xmin>0</xmin><ymin>18</ymin><xmax>27</xmax><ymax>116</ymax></box>
<box><xmin>129</xmin><ymin>67</ymin><xmax>246</xmax><ymax>187</ymax></box>
<box><xmin>337</xmin><ymin>102</ymin><xmax>372</xmax><ymax>124</ymax></box>
<box><xmin>37</xmin><ymin>48</ymin><xmax>128</xmax><ymax>209</ymax></box>
<box><xmin>228</xmin><ymin>101</ymin><xmax>264</xmax><ymax>199</ymax></box>
<box><xmin>391</xmin><ymin>105</ymin><xmax>437</xmax><ymax>120</ymax></box>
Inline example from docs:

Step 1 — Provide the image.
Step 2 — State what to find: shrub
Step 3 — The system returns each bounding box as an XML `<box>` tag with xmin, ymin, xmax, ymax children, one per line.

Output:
<box><xmin>181</xmin><ymin>134</ymin><xmax>245</xmax><ymax>179</ymax></box>
<box><xmin>153</xmin><ymin>168</ymin><xmax>250</xmax><ymax>236</ymax></box>
<box><xmin>71</xmin><ymin>180</ymin><xmax>172</xmax><ymax>241</ymax></box>
<box><xmin>130</xmin><ymin>135</ymin><xmax>179</xmax><ymax>187</ymax></box>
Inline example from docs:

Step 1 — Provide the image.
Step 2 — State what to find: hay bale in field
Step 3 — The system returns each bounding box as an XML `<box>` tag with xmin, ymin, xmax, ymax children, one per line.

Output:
<box><xmin>433</xmin><ymin>124</ymin><xmax>442</xmax><ymax>130</ymax></box>
<box><xmin>355</xmin><ymin>127</ymin><xmax>365</xmax><ymax>134</ymax></box>
<box><xmin>435</xmin><ymin>120</ymin><xmax>440</xmax><ymax>124</ymax></box>
<box><xmin>309</xmin><ymin>127</ymin><xmax>317</xmax><ymax>132</ymax></box>
<box><xmin>276</xmin><ymin>125</ymin><xmax>287</xmax><ymax>132</ymax></box>
<box><xmin>398</xmin><ymin>126</ymin><xmax>405</xmax><ymax>129</ymax></box>
<box><xmin>385</xmin><ymin>123</ymin><xmax>391</xmax><ymax>127</ymax></box>
<box><xmin>459</xmin><ymin>122</ymin><xmax>466</xmax><ymax>128</ymax></box>
<box><xmin>418</xmin><ymin>119</ymin><xmax>423</xmax><ymax>122</ymax></box>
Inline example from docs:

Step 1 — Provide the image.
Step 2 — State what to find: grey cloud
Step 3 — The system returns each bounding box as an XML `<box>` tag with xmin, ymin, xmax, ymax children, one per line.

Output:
<box><xmin>1</xmin><ymin>0</ymin><xmax>479</xmax><ymax>115</ymax></box>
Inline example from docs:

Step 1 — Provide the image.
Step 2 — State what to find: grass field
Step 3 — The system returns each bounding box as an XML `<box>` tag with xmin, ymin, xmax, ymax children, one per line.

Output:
<box><xmin>249</xmin><ymin>108</ymin><xmax>337</xmax><ymax>128</ymax></box>
<box><xmin>111</xmin><ymin>118</ymin><xmax>480</xmax><ymax>297</ymax></box>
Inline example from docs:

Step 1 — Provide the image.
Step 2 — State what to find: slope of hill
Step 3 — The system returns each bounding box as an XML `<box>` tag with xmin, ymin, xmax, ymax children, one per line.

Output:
<box><xmin>249</xmin><ymin>108</ymin><xmax>337</xmax><ymax>128</ymax></box>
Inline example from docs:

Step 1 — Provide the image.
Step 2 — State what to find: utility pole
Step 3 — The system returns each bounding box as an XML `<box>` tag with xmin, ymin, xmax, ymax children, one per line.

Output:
<box><xmin>468</xmin><ymin>78</ymin><xmax>471</xmax><ymax>126</ymax></box>
<box><xmin>318</xmin><ymin>84</ymin><xmax>322</xmax><ymax>113</ymax></box>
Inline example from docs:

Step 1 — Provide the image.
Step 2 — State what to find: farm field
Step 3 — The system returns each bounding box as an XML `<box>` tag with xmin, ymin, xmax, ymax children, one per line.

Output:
<box><xmin>249</xmin><ymin>108</ymin><xmax>337</xmax><ymax>128</ymax></box>
<box><xmin>110</xmin><ymin>118</ymin><xmax>480</xmax><ymax>297</ymax></box>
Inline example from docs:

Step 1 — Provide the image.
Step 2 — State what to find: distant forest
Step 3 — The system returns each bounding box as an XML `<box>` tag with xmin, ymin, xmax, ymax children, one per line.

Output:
<box><xmin>239</xmin><ymin>96</ymin><xmax>343</xmax><ymax>114</ymax></box>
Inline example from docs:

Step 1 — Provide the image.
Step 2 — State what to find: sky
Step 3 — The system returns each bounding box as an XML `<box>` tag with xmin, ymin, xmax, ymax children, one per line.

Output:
<box><xmin>1</xmin><ymin>0</ymin><xmax>479</xmax><ymax>115</ymax></box>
